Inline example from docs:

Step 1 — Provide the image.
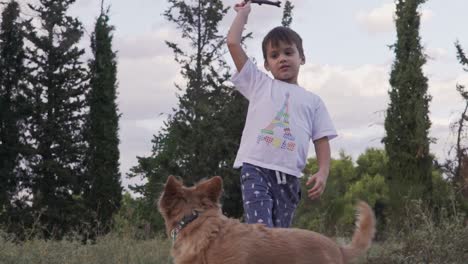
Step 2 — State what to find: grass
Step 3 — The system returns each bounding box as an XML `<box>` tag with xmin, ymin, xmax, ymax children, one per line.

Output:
<box><xmin>2</xmin><ymin>225</ymin><xmax>466</xmax><ymax>264</ymax></box>
<box><xmin>359</xmin><ymin>201</ymin><xmax>468</xmax><ymax>264</ymax></box>
<box><xmin>1</xmin><ymin>201</ymin><xmax>466</xmax><ymax>264</ymax></box>
<box><xmin>0</xmin><ymin>233</ymin><xmax>172</xmax><ymax>264</ymax></box>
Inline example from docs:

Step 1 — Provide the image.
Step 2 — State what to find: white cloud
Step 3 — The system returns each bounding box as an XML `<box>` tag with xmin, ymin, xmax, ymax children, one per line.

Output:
<box><xmin>135</xmin><ymin>117</ymin><xmax>166</xmax><ymax>133</ymax></box>
<box><xmin>421</xmin><ymin>9</ymin><xmax>434</xmax><ymax>23</ymax></box>
<box><xmin>299</xmin><ymin>62</ymin><xmax>389</xmax><ymax>159</ymax></box>
<box><xmin>326</xmin><ymin>125</ymin><xmax>385</xmax><ymax>159</ymax></box>
<box><xmin>300</xmin><ymin>62</ymin><xmax>390</xmax><ymax>129</ymax></box>
<box><xmin>117</xmin><ymin>55</ymin><xmax>180</xmax><ymax>120</ymax></box>
<box><xmin>115</xmin><ymin>28</ymin><xmax>179</xmax><ymax>59</ymax></box>
<box><xmin>299</xmin><ymin>61</ymin><xmax>465</xmax><ymax>163</ymax></box>
<box><xmin>356</xmin><ymin>3</ymin><xmax>395</xmax><ymax>34</ymax></box>
<box><xmin>426</xmin><ymin>47</ymin><xmax>449</xmax><ymax>61</ymax></box>
<box><xmin>119</xmin><ymin>119</ymin><xmax>153</xmax><ymax>191</ymax></box>
<box><xmin>116</xmin><ymin>52</ymin><xmax>182</xmax><ymax>190</ymax></box>
<box><xmin>429</xmin><ymin>74</ymin><xmax>468</xmax><ymax>111</ymax></box>
<box><xmin>356</xmin><ymin>3</ymin><xmax>434</xmax><ymax>35</ymax></box>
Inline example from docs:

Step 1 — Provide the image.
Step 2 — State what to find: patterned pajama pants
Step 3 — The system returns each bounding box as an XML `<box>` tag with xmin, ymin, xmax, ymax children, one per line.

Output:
<box><xmin>240</xmin><ymin>163</ymin><xmax>301</xmax><ymax>228</ymax></box>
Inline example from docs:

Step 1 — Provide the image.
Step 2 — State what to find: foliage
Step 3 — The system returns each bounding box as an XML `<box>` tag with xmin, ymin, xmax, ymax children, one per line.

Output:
<box><xmin>0</xmin><ymin>0</ymin><xmax>125</xmax><ymax>240</ymax></box>
<box><xmin>295</xmin><ymin>151</ymin><xmax>357</xmax><ymax>235</ymax></box>
<box><xmin>0</xmin><ymin>0</ymin><xmax>29</xmax><ymax>227</ymax></box>
<box><xmin>383</xmin><ymin>0</ymin><xmax>433</xmax><ymax>218</ymax></box>
<box><xmin>364</xmin><ymin>200</ymin><xmax>468</xmax><ymax>264</ymax></box>
<box><xmin>84</xmin><ymin>7</ymin><xmax>122</xmax><ymax>236</ymax></box>
<box><xmin>342</xmin><ymin>174</ymin><xmax>389</xmax><ymax>228</ymax></box>
<box><xmin>281</xmin><ymin>1</ymin><xmax>294</xmax><ymax>27</ymax></box>
<box><xmin>295</xmin><ymin>149</ymin><xmax>390</xmax><ymax>235</ymax></box>
<box><xmin>21</xmin><ymin>0</ymin><xmax>89</xmax><ymax>239</ymax></box>
<box><xmin>294</xmin><ymin>149</ymin><xmax>460</xmax><ymax>238</ymax></box>
<box><xmin>112</xmin><ymin>193</ymin><xmax>165</xmax><ymax>240</ymax></box>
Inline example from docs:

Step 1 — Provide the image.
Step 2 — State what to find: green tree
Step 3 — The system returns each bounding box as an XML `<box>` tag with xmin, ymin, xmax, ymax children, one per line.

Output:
<box><xmin>383</xmin><ymin>0</ymin><xmax>432</xmax><ymax>207</ymax></box>
<box><xmin>84</xmin><ymin>5</ymin><xmax>122</xmax><ymax>235</ymax></box>
<box><xmin>295</xmin><ymin>151</ymin><xmax>356</xmax><ymax>234</ymax></box>
<box><xmin>0</xmin><ymin>0</ymin><xmax>29</xmax><ymax>224</ymax></box>
<box><xmin>296</xmin><ymin>149</ymin><xmax>392</xmax><ymax>235</ymax></box>
<box><xmin>356</xmin><ymin>148</ymin><xmax>388</xmax><ymax>178</ymax></box>
<box><xmin>343</xmin><ymin>174</ymin><xmax>389</xmax><ymax>233</ymax></box>
<box><xmin>295</xmin><ymin>149</ymin><xmax>454</xmax><ymax>237</ymax></box>
<box><xmin>281</xmin><ymin>1</ymin><xmax>294</xmax><ymax>27</ymax></box>
<box><xmin>23</xmin><ymin>0</ymin><xmax>88</xmax><ymax>239</ymax></box>
<box><xmin>353</xmin><ymin>148</ymin><xmax>389</xmax><ymax>234</ymax></box>
<box><xmin>129</xmin><ymin>0</ymin><xmax>248</xmax><ymax>223</ymax></box>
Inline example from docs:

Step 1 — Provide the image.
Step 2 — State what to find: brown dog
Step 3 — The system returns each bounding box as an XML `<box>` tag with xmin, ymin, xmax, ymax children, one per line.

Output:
<box><xmin>158</xmin><ymin>175</ymin><xmax>375</xmax><ymax>264</ymax></box>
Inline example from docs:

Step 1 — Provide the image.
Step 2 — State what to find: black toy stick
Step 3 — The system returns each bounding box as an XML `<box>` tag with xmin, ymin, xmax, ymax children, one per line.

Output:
<box><xmin>249</xmin><ymin>0</ymin><xmax>282</xmax><ymax>8</ymax></box>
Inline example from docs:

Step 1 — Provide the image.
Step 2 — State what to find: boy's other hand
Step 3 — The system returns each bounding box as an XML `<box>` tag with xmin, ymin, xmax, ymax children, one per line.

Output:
<box><xmin>234</xmin><ymin>1</ymin><xmax>251</xmax><ymax>14</ymax></box>
<box><xmin>306</xmin><ymin>171</ymin><xmax>328</xmax><ymax>200</ymax></box>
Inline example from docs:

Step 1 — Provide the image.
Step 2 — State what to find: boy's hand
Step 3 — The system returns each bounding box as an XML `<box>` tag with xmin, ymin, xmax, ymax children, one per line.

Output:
<box><xmin>234</xmin><ymin>1</ymin><xmax>251</xmax><ymax>15</ymax></box>
<box><xmin>306</xmin><ymin>171</ymin><xmax>328</xmax><ymax>200</ymax></box>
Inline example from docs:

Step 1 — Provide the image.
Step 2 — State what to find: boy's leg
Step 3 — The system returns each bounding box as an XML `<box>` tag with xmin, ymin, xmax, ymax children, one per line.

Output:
<box><xmin>271</xmin><ymin>173</ymin><xmax>301</xmax><ymax>228</ymax></box>
<box><xmin>240</xmin><ymin>163</ymin><xmax>274</xmax><ymax>227</ymax></box>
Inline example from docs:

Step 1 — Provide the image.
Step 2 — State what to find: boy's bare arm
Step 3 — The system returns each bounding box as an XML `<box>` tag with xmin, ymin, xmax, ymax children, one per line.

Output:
<box><xmin>227</xmin><ymin>1</ymin><xmax>250</xmax><ymax>72</ymax></box>
<box><xmin>314</xmin><ymin>137</ymin><xmax>331</xmax><ymax>176</ymax></box>
<box><xmin>306</xmin><ymin>137</ymin><xmax>331</xmax><ymax>200</ymax></box>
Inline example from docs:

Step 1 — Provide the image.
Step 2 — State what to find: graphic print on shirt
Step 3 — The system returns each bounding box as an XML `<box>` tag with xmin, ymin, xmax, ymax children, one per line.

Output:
<box><xmin>257</xmin><ymin>92</ymin><xmax>296</xmax><ymax>152</ymax></box>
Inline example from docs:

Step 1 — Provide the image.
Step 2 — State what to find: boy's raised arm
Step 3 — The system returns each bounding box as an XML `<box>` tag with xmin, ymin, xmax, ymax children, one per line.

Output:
<box><xmin>227</xmin><ymin>1</ymin><xmax>251</xmax><ymax>72</ymax></box>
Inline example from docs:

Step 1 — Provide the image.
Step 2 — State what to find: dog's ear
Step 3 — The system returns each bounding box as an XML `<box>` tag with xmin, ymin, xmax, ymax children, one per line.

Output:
<box><xmin>164</xmin><ymin>175</ymin><xmax>183</xmax><ymax>196</ymax></box>
<box><xmin>159</xmin><ymin>175</ymin><xmax>183</xmax><ymax>210</ymax></box>
<box><xmin>197</xmin><ymin>176</ymin><xmax>223</xmax><ymax>203</ymax></box>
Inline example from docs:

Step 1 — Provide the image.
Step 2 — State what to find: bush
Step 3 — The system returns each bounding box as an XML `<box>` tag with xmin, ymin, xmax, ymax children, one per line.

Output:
<box><xmin>112</xmin><ymin>192</ymin><xmax>166</xmax><ymax>240</ymax></box>
<box><xmin>362</xmin><ymin>200</ymin><xmax>468</xmax><ymax>264</ymax></box>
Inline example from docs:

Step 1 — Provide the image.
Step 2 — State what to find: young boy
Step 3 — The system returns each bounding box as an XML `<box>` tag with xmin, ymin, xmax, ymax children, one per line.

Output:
<box><xmin>227</xmin><ymin>1</ymin><xmax>337</xmax><ymax>228</ymax></box>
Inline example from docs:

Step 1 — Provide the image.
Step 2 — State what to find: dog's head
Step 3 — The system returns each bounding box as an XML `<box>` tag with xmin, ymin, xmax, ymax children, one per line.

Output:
<box><xmin>158</xmin><ymin>175</ymin><xmax>223</xmax><ymax>234</ymax></box>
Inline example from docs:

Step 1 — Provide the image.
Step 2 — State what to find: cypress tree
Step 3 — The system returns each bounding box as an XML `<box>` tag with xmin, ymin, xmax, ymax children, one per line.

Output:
<box><xmin>383</xmin><ymin>0</ymin><xmax>432</xmax><ymax>206</ymax></box>
<box><xmin>0</xmin><ymin>0</ymin><xmax>28</xmax><ymax>223</ymax></box>
<box><xmin>84</xmin><ymin>5</ymin><xmax>122</xmax><ymax>234</ymax></box>
<box><xmin>23</xmin><ymin>0</ymin><xmax>88</xmax><ymax>238</ymax></box>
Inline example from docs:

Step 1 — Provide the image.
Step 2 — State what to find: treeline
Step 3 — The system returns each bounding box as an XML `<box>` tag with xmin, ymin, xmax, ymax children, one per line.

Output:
<box><xmin>0</xmin><ymin>0</ymin><xmax>121</xmax><ymax>240</ymax></box>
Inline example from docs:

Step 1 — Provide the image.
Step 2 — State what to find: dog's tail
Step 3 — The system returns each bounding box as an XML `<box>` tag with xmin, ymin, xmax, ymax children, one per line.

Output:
<box><xmin>341</xmin><ymin>201</ymin><xmax>375</xmax><ymax>263</ymax></box>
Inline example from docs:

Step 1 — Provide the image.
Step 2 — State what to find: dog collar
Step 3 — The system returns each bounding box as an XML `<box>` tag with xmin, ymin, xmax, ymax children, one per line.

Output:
<box><xmin>170</xmin><ymin>210</ymin><xmax>200</xmax><ymax>242</ymax></box>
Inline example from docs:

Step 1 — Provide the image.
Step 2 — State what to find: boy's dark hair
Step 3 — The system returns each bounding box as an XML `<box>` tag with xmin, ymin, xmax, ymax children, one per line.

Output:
<box><xmin>262</xmin><ymin>26</ymin><xmax>304</xmax><ymax>61</ymax></box>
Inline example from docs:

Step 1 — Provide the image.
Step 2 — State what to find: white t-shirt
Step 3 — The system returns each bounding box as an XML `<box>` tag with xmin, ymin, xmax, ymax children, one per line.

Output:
<box><xmin>231</xmin><ymin>59</ymin><xmax>337</xmax><ymax>177</ymax></box>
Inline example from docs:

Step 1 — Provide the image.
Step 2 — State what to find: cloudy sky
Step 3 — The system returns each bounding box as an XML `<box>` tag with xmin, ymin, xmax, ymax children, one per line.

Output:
<box><xmin>16</xmin><ymin>0</ymin><xmax>468</xmax><ymax>192</ymax></box>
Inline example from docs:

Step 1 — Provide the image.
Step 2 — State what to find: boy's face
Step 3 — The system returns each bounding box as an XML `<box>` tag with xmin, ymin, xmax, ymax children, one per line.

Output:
<box><xmin>264</xmin><ymin>41</ymin><xmax>304</xmax><ymax>85</ymax></box>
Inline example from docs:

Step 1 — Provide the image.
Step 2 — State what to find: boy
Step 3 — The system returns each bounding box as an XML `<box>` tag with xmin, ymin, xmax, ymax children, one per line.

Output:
<box><xmin>227</xmin><ymin>1</ymin><xmax>337</xmax><ymax>227</ymax></box>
